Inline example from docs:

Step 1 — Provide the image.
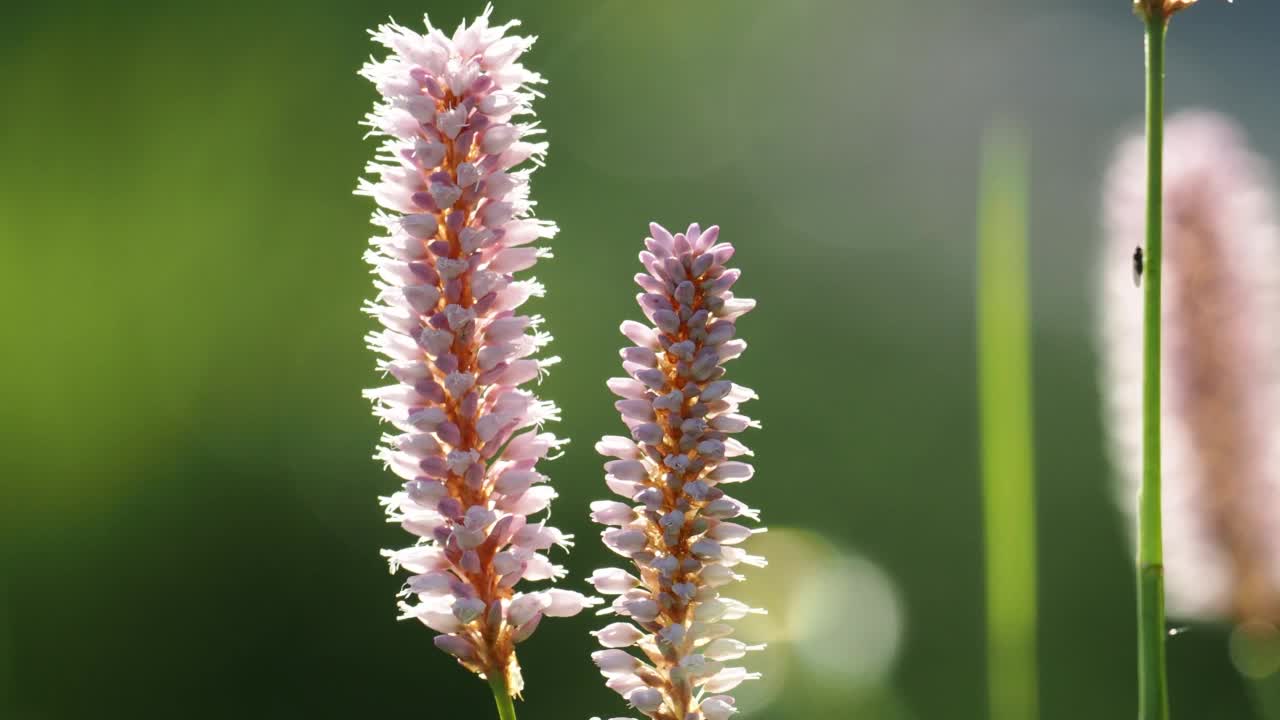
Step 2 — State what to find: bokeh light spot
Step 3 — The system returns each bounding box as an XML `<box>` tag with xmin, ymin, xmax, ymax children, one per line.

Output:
<box><xmin>1230</xmin><ymin>621</ymin><xmax>1280</xmax><ymax>679</ymax></box>
<box><xmin>789</xmin><ymin>550</ymin><xmax>904</xmax><ymax>690</ymax></box>
<box><xmin>730</xmin><ymin>528</ymin><xmax>906</xmax><ymax>715</ymax></box>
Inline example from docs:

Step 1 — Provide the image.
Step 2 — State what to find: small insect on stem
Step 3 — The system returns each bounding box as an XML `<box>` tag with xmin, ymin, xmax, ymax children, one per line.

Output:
<box><xmin>1133</xmin><ymin>246</ymin><xmax>1145</xmax><ymax>288</ymax></box>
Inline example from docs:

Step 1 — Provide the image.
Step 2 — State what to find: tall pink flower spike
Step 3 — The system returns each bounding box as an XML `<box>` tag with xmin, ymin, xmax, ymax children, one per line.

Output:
<box><xmin>591</xmin><ymin>223</ymin><xmax>766</xmax><ymax>720</ymax></box>
<box><xmin>1101</xmin><ymin>111</ymin><xmax>1280</xmax><ymax>629</ymax></box>
<box><xmin>357</xmin><ymin>6</ymin><xmax>599</xmax><ymax>695</ymax></box>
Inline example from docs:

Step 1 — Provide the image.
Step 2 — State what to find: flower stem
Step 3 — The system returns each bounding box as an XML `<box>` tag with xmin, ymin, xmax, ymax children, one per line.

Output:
<box><xmin>1138</xmin><ymin>9</ymin><xmax>1170</xmax><ymax>720</ymax></box>
<box><xmin>489</xmin><ymin>674</ymin><xmax>518</xmax><ymax>720</ymax></box>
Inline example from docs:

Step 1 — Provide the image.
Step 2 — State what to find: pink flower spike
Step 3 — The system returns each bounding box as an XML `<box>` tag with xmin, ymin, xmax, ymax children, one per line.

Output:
<box><xmin>590</xmin><ymin>223</ymin><xmax>764</xmax><ymax>720</ymax></box>
<box><xmin>1100</xmin><ymin>111</ymin><xmax>1280</xmax><ymax>627</ymax></box>
<box><xmin>357</xmin><ymin>5</ymin><xmax>597</xmax><ymax>696</ymax></box>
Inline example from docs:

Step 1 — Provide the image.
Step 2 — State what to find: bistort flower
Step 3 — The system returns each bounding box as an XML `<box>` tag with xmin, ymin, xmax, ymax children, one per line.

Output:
<box><xmin>357</xmin><ymin>6</ymin><xmax>598</xmax><ymax>695</ymax></box>
<box><xmin>590</xmin><ymin>223</ymin><xmax>766</xmax><ymax>720</ymax></box>
<box><xmin>1134</xmin><ymin>0</ymin><xmax>1201</xmax><ymax>21</ymax></box>
<box><xmin>1100</xmin><ymin>111</ymin><xmax>1280</xmax><ymax>627</ymax></box>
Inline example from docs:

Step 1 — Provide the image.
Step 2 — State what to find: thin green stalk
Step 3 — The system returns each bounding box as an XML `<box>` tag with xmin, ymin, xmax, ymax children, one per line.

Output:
<box><xmin>489</xmin><ymin>674</ymin><xmax>518</xmax><ymax>720</ymax></box>
<box><xmin>977</xmin><ymin>123</ymin><xmax>1038</xmax><ymax>720</ymax></box>
<box><xmin>1138</xmin><ymin>9</ymin><xmax>1170</xmax><ymax>720</ymax></box>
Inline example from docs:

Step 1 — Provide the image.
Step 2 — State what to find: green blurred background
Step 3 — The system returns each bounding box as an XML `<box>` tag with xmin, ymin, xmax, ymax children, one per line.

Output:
<box><xmin>1</xmin><ymin>0</ymin><xmax>1275</xmax><ymax>717</ymax></box>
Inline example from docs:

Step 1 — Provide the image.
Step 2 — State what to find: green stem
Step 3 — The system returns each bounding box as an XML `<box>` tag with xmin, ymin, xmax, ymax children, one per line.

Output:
<box><xmin>976</xmin><ymin>124</ymin><xmax>1038</xmax><ymax>720</ymax></box>
<box><xmin>486</xmin><ymin>671</ymin><xmax>517</xmax><ymax>717</ymax></box>
<box><xmin>489</xmin><ymin>674</ymin><xmax>518</xmax><ymax>720</ymax></box>
<box><xmin>1138</xmin><ymin>9</ymin><xmax>1170</xmax><ymax>720</ymax></box>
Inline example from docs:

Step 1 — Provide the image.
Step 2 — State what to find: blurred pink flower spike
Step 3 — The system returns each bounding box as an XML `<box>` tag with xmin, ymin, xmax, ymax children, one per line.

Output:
<box><xmin>1101</xmin><ymin>111</ymin><xmax>1280</xmax><ymax>630</ymax></box>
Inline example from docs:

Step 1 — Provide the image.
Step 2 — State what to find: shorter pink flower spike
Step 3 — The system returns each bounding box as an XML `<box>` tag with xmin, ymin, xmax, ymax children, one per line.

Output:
<box><xmin>590</xmin><ymin>223</ymin><xmax>765</xmax><ymax>720</ymax></box>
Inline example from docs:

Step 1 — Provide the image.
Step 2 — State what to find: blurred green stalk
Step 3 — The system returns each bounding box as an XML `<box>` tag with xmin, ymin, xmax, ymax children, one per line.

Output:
<box><xmin>1138</xmin><ymin>10</ymin><xmax>1170</xmax><ymax>720</ymax></box>
<box><xmin>489</xmin><ymin>674</ymin><xmax>517</xmax><ymax>720</ymax></box>
<box><xmin>976</xmin><ymin>123</ymin><xmax>1038</xmax><ymax>720</ymax></box>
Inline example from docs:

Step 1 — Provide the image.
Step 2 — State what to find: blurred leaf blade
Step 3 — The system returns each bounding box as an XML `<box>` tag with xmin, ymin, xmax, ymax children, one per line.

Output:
<box><xmin>977</xmin><ymin>121</ymin><xmax>1039</xmax><ymax>720</ymax></box>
